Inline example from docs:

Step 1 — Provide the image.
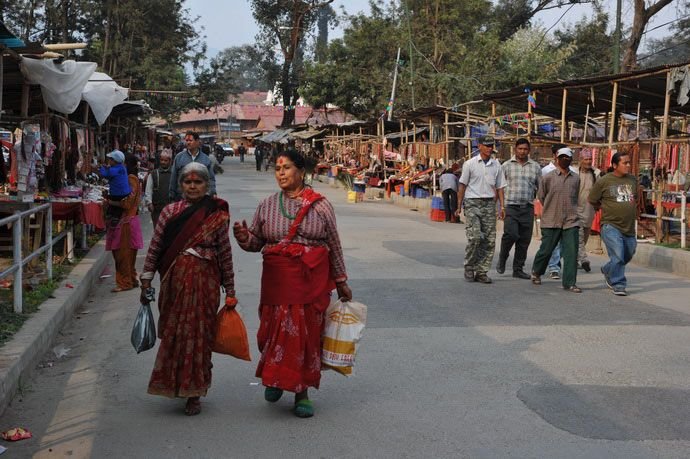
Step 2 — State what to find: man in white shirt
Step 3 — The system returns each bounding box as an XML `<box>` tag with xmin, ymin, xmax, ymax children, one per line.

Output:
<box><xmin>458</xmin><ymin>135</ymin><xmax>506</xmax><ymax>284</ymax></box>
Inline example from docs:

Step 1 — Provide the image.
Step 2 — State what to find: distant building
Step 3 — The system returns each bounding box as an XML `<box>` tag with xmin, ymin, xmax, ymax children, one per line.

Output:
<box><xmin>154</xmin><ymin>91</ymin><xmax>353</xmax><ymax>140</ymax></box>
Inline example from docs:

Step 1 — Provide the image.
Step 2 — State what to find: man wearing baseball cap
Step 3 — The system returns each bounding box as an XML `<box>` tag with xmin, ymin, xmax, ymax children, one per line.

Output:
<box><xmin>457</xmin><ymin>135</ymin><xmax>506</xmax><ymax>284</ymax></box>
<box><xmin>530</xmin><ymin>147</ymin><xmax>582</xmax><ymax>293</ymax></box>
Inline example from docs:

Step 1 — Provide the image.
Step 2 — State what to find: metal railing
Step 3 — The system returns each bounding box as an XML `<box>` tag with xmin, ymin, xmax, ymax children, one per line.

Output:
<box><xmin>0</xmin><ymin>204</ymin><xmax>68</xmax><ymax>313</ymax></box>
<box><xmin>640</xmin><ymin>190</ymin><xmax>688</xmax><ymax>249</ymax></box>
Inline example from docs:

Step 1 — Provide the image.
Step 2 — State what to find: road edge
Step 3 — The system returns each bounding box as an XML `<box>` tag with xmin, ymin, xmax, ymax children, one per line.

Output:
<box><xmin>0</xmin><ymin>238</ymin><xmax>110</xmax><ymax>416</ymax></box>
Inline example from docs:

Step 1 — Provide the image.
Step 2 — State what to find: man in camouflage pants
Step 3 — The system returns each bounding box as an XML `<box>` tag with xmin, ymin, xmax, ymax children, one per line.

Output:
<box><xmin>457</xmin><ymin>136</ymin><xmax>506</xmax><ymax>283</ymax></box>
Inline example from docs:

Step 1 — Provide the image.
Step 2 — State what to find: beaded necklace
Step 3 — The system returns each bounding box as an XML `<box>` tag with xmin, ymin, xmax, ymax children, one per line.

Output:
<box><xmin>279</xmin><ymin>191</ymin><xmax>297</xmax><ymax>220</ymax></box>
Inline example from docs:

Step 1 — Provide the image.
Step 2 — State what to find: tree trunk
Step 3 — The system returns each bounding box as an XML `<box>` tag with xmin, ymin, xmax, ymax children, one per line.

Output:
<box><xmin>281</xmin><ymin>61</ymin><xmax>295</xmax><ymax>126</ymax></box>
<box><xmin>622</xmin><ymin>0</ymin><xmax>674</xmax><ymax>71</ymax></box>
<box><xmin>102</xmin><ymin>5</ymin><xmax>111</xmax><ymax>70</ymax></box>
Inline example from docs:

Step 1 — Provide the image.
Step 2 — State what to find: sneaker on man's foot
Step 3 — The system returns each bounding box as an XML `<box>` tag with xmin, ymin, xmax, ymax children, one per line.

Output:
<box><xmin>513</xmin><ymin>270</ymin><xmax>531</xmax><ymax>279</ymax></box>
<box><xmin>474</xmin><ymin>273</ymin><xmax>492</xmax><ymax>284</ymax></box>
<box><xmin>464</xmin><ymin>269</ymin><xmax>475</xmax><ymax>282</ymax></box>
<box><xmin>581</xmin><ymin>261</ymin><xmax>591</xmax><ymax>272</ymax></box>
<box><xmin>600</xmin><ymin>267</ymin><xmax>613</xmax><ymax>290</ymax></box>
<box><xmin>548</xmin><ymin>271</ymin><xmax>560</xmax><ymax>280</ymax></box>
<box><xmin>613</xmin><ymin>289</ymin><xmax>628</xmax><ymax>296</ymax></box>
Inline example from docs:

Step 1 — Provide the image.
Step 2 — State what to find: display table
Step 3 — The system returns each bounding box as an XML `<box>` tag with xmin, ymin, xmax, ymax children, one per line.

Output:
<box><xmin>51</xmin><ymin>201</ymin><xmax>105</xmax><ymax>230</ymax></box>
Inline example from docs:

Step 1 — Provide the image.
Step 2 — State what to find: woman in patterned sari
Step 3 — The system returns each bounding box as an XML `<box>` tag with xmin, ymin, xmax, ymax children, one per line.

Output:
<box><xmin>140</xmin><ymin>162</ymin><xmax>236</xmax><ymax>416</ymax></box>
<box><xmin>234</xmin><ymin>149</ymin><xmax>352</xmax><ymax>418</ymax></box>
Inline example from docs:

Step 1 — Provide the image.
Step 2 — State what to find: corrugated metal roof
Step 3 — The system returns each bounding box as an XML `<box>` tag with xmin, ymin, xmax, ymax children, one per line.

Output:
<box><xmin>478</xmin><ymin>61</ymin><xmax>690</xmax><ymax>120</ymax></box>
<box><xmin>257</xmin><ymin>128</ymin><xmax>294</xmax><ymax>143</ymax></box>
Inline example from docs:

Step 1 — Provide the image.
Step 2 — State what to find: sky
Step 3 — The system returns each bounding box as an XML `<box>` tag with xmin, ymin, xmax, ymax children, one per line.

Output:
<box><xmin>185</xmin><ymin>0</ymin><xmax>682</xmax><ymax>60</ymax></box>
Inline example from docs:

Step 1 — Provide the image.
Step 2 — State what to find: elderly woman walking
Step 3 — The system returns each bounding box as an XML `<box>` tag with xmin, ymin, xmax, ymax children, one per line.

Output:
<box><xmin>140</xmin><ymin>162</ymin><xmax>236</xmax><ymax>416</ymax></box>
<box><xmin>233</xmin><ymin>149</ymin><xmax>352</xmax><ymax>418</ymax></box>
<box><xmin>106</xmin><ymin>153</ymin><xmax>144</xmax><ymax>292</ymax></box>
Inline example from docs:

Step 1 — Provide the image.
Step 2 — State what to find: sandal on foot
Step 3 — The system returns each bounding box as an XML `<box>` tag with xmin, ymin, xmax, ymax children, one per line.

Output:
<box><xmin>264</xmin><ymin>386</ymin><xmax>284</xmax><ymax>403</ymax></box>
<box><xmin>184</xmin><ymin>397</ymin><xmax>201</xmax><ymax>416</ymax></box>
<box><xmin>293</xmin><ymin>399</ymin><xmax>314</xmax><ymax>418</ymax></box>
<box><xmin>565</xmin><ymin>285</ymin><xmax>582</xmax><ymax>293</ymax></box>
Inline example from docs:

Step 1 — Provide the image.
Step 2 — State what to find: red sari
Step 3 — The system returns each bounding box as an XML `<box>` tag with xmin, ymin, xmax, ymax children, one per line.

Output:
<box><xmin>143</xmin><ymin>197</ymin><xmax>235</xmax><ymax>398</ymax></box>
<box><xmin>254</xmin><ymin>190</ymin><xmax>336</xmax><ymax>393</ymax></box>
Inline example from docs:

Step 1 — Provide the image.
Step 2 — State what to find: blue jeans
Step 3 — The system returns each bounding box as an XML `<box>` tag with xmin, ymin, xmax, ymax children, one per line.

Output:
<box><xmin>600</xmin><ymin>224</ymin><xmax>637</xmax><ymax>290</ymax></box>
<box><xmin>547</xmin><ymin>242</ymin><xmax>561</xmax><ymax>273</ymax></box>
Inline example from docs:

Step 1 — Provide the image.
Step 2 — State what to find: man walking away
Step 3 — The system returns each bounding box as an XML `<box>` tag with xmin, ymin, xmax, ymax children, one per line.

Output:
<box><xmin>577</xmin><ymin>148</ymin><xmax>599</xmax><ymax>272</ymax></box>
<box><xmin>588</xmin><ymin>152</ymin><xmax>638</xmax><ymax>296</ymax></box>
<box><xmin>531</xmin><ymin>147</ymin><xmax>582</xmax><ymax>293</ymax></box>
<box><xmin>458</xmin><ymin>135</ymin><xmax>506</xmax><ymax>284</ymax></box>
<box><xmin>440</xmin><ymin>168</ymin><xmax>459</xmax><ymax>223</ymax></box>
<box><xmin>238</xmin><ymin>142</ymin><xmax>246</xmax><ymax>163</ymax></box>
<box><xmin>143</xmin><ymin>149</ymin><xmax>173</xmax><ymax>225</ymax></box>
<box><xmin>255</xmin><ymin>144</ymin><xmax>263</xmax><ymax>171</ymax></box>
<box><xmin>169</xmin><ymin>131</ymin><xmax>216</xmax><ymax>201</ymax></box>
<box><xmin>497</xmin><ymin>138</ymin><xmax>541</xmax><ymax>279</ymax></box>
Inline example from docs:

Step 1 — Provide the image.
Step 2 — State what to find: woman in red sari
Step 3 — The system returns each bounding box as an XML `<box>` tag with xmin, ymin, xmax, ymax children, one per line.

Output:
<box><xmin>140</xmin><ymin>162</ymin><xmax>236</xmax><ymax>416</ymax></box>
<box><xmin>234</xmin><ymin>149</ymin><xmax>352</xmax><ymax>418</ymax></box>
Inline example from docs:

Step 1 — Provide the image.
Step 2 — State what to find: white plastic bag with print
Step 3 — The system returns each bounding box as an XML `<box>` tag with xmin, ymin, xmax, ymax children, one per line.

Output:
<box><xmin>321</xmin><ymin>299</ymin><xmax>367</xmax><ymax>376</ymax></box>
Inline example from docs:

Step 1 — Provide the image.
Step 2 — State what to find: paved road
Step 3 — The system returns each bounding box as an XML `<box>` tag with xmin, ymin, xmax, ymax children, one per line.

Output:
<box><xmin>4</xmin><ymin>156</ymin><xmax>690</xmax><ymax>458</ymax></box>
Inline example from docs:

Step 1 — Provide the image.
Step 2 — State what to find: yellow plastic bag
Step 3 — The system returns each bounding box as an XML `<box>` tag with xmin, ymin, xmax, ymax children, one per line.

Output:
<box><xmin>321</xmin><ymin>299</ymin><xmax>367</xmax><ymax>376</ymax></box>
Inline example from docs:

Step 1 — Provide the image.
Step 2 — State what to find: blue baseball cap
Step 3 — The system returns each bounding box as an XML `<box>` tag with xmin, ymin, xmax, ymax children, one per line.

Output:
<box><xmin>106</xmin><ymin>150</ymin><xmax>125</xmax><ymax>163</ymax></box>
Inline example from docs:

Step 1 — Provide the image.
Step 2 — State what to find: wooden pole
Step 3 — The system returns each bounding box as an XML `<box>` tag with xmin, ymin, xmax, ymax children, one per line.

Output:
<box><xmin>0</xmin><ymin>52</ymin><xmax>4</xmax><ymax>121</ymax></box>
<box><xmin>527</xmin><ymin>93</ymin><xmax>533</xmax><ymax>137</ymax></box>
<box><xmin>465</xmin><ymin>106</ymin><xmax>471</xmax><ymax>159</ymax></box>
<box><xmin>444</xmin><ymin>111</ymin><xmax>450</xmax><ymax>163</ymax></box>
<box><xmin>583</xmin><ymin>104</ymin><xmax>590</xmax><ymax>143</ymax></box>
<box><xmin>636</xmin><ymin>102</ymin><xmax>641</xmax><ymax>137</ymax></box>
<box><xmin>491</xmin><ymin>103</ymin><xmax>496</xmax><ymax>135</ymax></box>
<box><xmin>20</xmin><ymin>84</ymin><xmax>30</xmax><ymax>118</ymax></box>
<box><xmin>560</xmin><ymin>88</ymin><xmax>568</xmax><ymax>143</ymax></box>
<box><xmin>656</xmin><ymin>71</ymin><xmax>672</xmax><ymax>243</ymax></box>
<box><xmin>608</xmin><ymin>82</ymin><xmax>619</xmax><ymax>147</ymax></box>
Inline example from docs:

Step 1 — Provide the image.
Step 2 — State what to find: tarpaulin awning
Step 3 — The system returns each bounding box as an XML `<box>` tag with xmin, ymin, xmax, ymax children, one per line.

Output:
<box><xmin>111</xmin><ymin>100</ymin><xmax>152</xmax><ymax>118</ymax></box>
<box><xmin>82</xmin><ymin>72</ymin><xmax>129</xmax><ymax>125</ymax></box>
<box><xmin>20</xmin><ymin>57</ymin><xmax>97</xmax><ymax>114</ymax></box>
<box><xmin>0</xmin><ymin>21</ymin><xmax>25</xmax><ymax>48</ymax></box>
<box><xmin>290</xmin><ymin>128</ymin><xmax>326</xmax><ymax>140</ymax></box>
<box><xmin>257</xmin><ymin>128</ymin><xmax>294</xmax><ymax>144</ymax></box>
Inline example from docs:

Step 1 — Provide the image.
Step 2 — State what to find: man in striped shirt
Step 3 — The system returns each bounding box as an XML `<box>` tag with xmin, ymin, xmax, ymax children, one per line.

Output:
<box><xmin>531</xmin><ymin>147</ymin><xmax>582</xmax><ymax>293</ymax></box>
<box><xmin>497</xmin><ymin>138</ymin><xmax>541</xmax><ymax>279</ymax></box>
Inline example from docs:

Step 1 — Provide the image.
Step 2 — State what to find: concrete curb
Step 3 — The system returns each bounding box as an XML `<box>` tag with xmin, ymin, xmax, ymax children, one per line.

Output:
<box><xmin>629</xmin><ymin>242</ymin><xmax>690</xmax><ymax>278</ymax></box>
<box><xmin>0</xmin><ymin>238</ymin><xmax>110</xmax><ymax>416</ymax></box>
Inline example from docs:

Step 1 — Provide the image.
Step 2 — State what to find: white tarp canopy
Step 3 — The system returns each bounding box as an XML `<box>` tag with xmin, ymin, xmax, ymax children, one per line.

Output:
<box><xmin>82</xmin><ymin>72</ymin><xmax>129</xmax><ymax>125</ymax></box>
<box><xmin>20</xmin><ymin>57</ymin><xmax>97</xmax><ymax>114</ymax></box>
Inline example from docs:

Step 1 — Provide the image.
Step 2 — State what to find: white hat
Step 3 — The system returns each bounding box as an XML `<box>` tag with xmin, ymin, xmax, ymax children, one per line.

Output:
<box><xmin>556</xmin><ymin>147</ymin><xmax>573</xmax><ymax>158</ymax></box>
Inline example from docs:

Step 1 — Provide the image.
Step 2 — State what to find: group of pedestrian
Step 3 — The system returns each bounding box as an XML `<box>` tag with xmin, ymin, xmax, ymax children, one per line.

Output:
<box><xmin>132</xmin><ymin>147</ymin><xmax>351</xmax><ymax>418</ymax></box>
<box><xmin>459</xmin><ymin>136</ymin><xmax>638</xmax><ymax>297</ymax></box>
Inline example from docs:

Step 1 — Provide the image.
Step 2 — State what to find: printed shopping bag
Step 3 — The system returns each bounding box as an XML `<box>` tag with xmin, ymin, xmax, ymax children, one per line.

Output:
<box><xmin>321</xmin><ymin>299</ymin><xmax>367</xmax><ymax>376</ymax></box>
<box><xmin>212</xmin><ymin>304</ymin><xmax>251</xmax><ymax>361</ymax></box>
<box><xmin>131</xmin><ymin>303</ymin><xmax>156</xmax><ymax>353</ymax></box>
